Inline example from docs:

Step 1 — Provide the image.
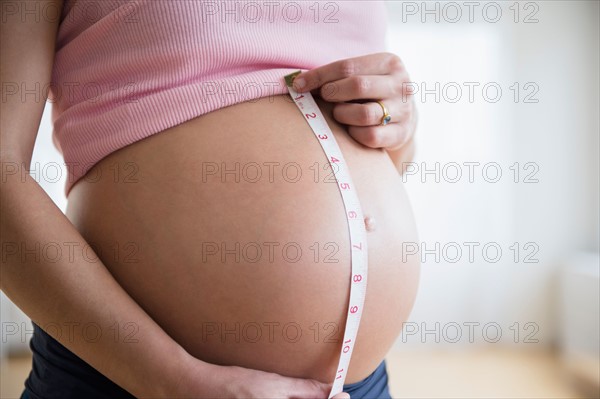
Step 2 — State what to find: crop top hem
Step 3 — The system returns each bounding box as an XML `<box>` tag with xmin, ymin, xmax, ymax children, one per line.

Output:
<box><xmin>59</xmin><ymin>68</ymin><xmax>302</xmax><ymax>197</ymax></box>
<box><xmin>50</xmin><ymin>0</ymin><xmax>388</xmax><ymax>196</ymax></box>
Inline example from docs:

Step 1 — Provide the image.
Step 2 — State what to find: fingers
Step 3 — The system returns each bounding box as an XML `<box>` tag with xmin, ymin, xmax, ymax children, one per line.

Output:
<box><xmin>300</xmin><ymin>380</ymin><xmax>350</xmax><ymax>399</ymax></box>
<box><xmin>316</xmin><ymin>74</ymin><xmax>411</xmax><ymax>102</ymax></box>
<box><xmin>333</xmin><ymin>97</ymin><xmax>416</xmax><ymax>150</ymax></box>
<box><xmin>332</xmin><ymin>98</ymin><xmax>413</xmax><ymax>127</ymax></box>
<box><xmin>347</xmin><ymin>123</ymin><xmax>411</xmax><ymax>150</ymax></box>
<box><xmin>320</xmin><ymin>73</ymin><xmax>415</xmax><ymax>102</ymax></box>
<box><xmin>293</xmin><ymin>379</ymin><xmax>334</xmax><ymax>399</ymax></box>
<box><xmin>293</xmin><ymin>52</ymin><xmax>405</xmax><ymax>93</ymax></box>
<box><xmin>290</xmin><ymin>52</ymin><xmax>417</xmax><ymax>152</ymax></box>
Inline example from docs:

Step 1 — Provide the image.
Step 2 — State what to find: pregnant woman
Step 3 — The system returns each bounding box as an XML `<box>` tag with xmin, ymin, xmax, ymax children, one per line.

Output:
<box><xmin>1</xmin><ymin>1</ymin><xmax>420</xmax><ymax>398</ymax></box>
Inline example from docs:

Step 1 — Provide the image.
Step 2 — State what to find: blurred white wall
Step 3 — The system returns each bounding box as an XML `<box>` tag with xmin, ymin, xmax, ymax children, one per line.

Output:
<box><xmin>385</xmin><ymin>0</ymin><xmax>599</xmax><ymax>350</ymax></box>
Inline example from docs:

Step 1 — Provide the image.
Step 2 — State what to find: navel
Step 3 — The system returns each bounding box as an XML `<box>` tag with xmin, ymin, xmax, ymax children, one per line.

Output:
<box><xmin>364</xmin><ymin>216</ymin><xmax>376</xmax><ymax>232</ymax></box>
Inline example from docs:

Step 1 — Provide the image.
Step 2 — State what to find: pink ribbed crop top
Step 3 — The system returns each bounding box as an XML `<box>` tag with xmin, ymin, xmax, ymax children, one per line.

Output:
<box><xmin>50</xmin><ymin>0</ymin><xmax>388</xmax><ymax>196</ymax></box>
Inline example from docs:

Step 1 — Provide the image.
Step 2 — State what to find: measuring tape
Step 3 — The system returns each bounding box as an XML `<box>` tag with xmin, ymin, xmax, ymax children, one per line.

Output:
<box><xmin>284</xmin><ymin>71</ymin><xmax>369</xmax><ymax>398</ymax></box>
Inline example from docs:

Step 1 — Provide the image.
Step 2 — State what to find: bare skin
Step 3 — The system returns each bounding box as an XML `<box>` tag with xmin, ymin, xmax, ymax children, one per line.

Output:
<box><xmin>66</xmin><ymin>93</ymin><xmax>421</xmax><ymax>384</ymax></box>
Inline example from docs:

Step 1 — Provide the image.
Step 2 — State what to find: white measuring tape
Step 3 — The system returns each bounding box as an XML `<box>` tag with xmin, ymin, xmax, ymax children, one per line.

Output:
<box><xmin>284</xmin><ymin>71</ymin><xmax>369</xmax><ymax>398</ymax></box>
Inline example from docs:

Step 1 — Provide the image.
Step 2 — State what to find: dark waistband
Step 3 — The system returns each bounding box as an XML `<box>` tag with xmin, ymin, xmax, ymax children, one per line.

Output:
<box><xmin>24</xmin><ymin>323</ymin><xmax>135</xmax><ymax>399</ymax></box>
<box><xmin>26</xmin><ymin>322</ymin><xmax>390</xmax><ymax>398</ymax></box>
<box><xmin>342</xmin><ymin>360</ymin><xmax>391</xmax><ymax>398</ymax></box>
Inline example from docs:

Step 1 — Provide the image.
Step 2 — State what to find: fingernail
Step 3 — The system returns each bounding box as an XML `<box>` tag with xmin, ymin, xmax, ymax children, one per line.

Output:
<box><xmin>293</xmin><ymin>76</ymin><xmax>306</xmax><ymax>91</ymax></box>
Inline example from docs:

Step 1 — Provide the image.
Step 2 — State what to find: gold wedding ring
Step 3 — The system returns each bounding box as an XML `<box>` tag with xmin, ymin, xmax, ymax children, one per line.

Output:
<box><xmin>376</xmin><ymin>101</ymin><xmax>392</xmax><ymax>126</ymax></box>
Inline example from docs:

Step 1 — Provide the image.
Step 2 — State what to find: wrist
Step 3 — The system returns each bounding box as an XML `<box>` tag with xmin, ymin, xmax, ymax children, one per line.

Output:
<box><xmin>158</xmin><ymin>344</ymin><xmax>199</xmax><ymax>397</ymax></box>
<box><xmin>168</xmin><ymin>350</ymin><xmax>234</xmax><ymax>398</ymax></box>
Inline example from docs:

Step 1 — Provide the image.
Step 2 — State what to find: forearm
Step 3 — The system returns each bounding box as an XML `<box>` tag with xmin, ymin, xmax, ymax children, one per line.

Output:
<box><xmin>385</xmin><ymin>136</ymin><xmax>416</xmax><ymax>176</ymax></box>
<box><xmin>0</xmin><ymin>167</ymin><xmax>201</xmax><ymax>397</ymax></box>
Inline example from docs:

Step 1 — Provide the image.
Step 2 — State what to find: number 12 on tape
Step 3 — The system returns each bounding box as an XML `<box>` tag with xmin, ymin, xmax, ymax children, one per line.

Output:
<box><xmin>284</xmin><ymin>71</ymin><xmax>369</xmax><ymax>399</ymax></box>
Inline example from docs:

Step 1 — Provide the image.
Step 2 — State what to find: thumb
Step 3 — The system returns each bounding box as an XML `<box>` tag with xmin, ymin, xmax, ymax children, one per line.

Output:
<box><xmin>311</xmin><ymin>380</ymin><xmax>350</xmax><ymax>399</ymax></box>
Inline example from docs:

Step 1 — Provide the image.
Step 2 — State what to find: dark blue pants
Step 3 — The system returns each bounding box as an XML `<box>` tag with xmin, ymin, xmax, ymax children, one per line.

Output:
<box><xmin>21</xmin><ymin>362</ymin><xmax>392</xmax><ymax>398</ymax></box>
<box><xmin>23</xmin><ymin>323</ymin><xmax>392</xmax><ymax>398</ymax></box>
<box><xmin>342</xmin><ymin>360</ymin><xmax>392</xmax><ymax>398</ymax></box>
<box><xmin>22</xmin><ymin>364</ymin><xmax>391</xmax><ymax>398</ymax></box>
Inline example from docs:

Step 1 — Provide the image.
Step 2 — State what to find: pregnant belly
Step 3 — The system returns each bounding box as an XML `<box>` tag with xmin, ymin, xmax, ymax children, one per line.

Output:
<box><xmin>65</xmin><ymin>94</ymin><xmax>420</xmax><ymax>384</ymax></box>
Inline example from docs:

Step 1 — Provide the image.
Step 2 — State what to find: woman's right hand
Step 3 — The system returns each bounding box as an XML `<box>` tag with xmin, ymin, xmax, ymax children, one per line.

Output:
<box><xmin>176</xmin><ymin>356</ymin><xmax>351</xmax><ymax>399</ymax></box>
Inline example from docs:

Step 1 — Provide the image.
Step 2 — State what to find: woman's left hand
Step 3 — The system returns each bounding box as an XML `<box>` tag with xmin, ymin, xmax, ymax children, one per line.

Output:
<box><xmin>292</xmin><ymin>52</ymin><xmax>417</xmax><ymax>152</ymax></box>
